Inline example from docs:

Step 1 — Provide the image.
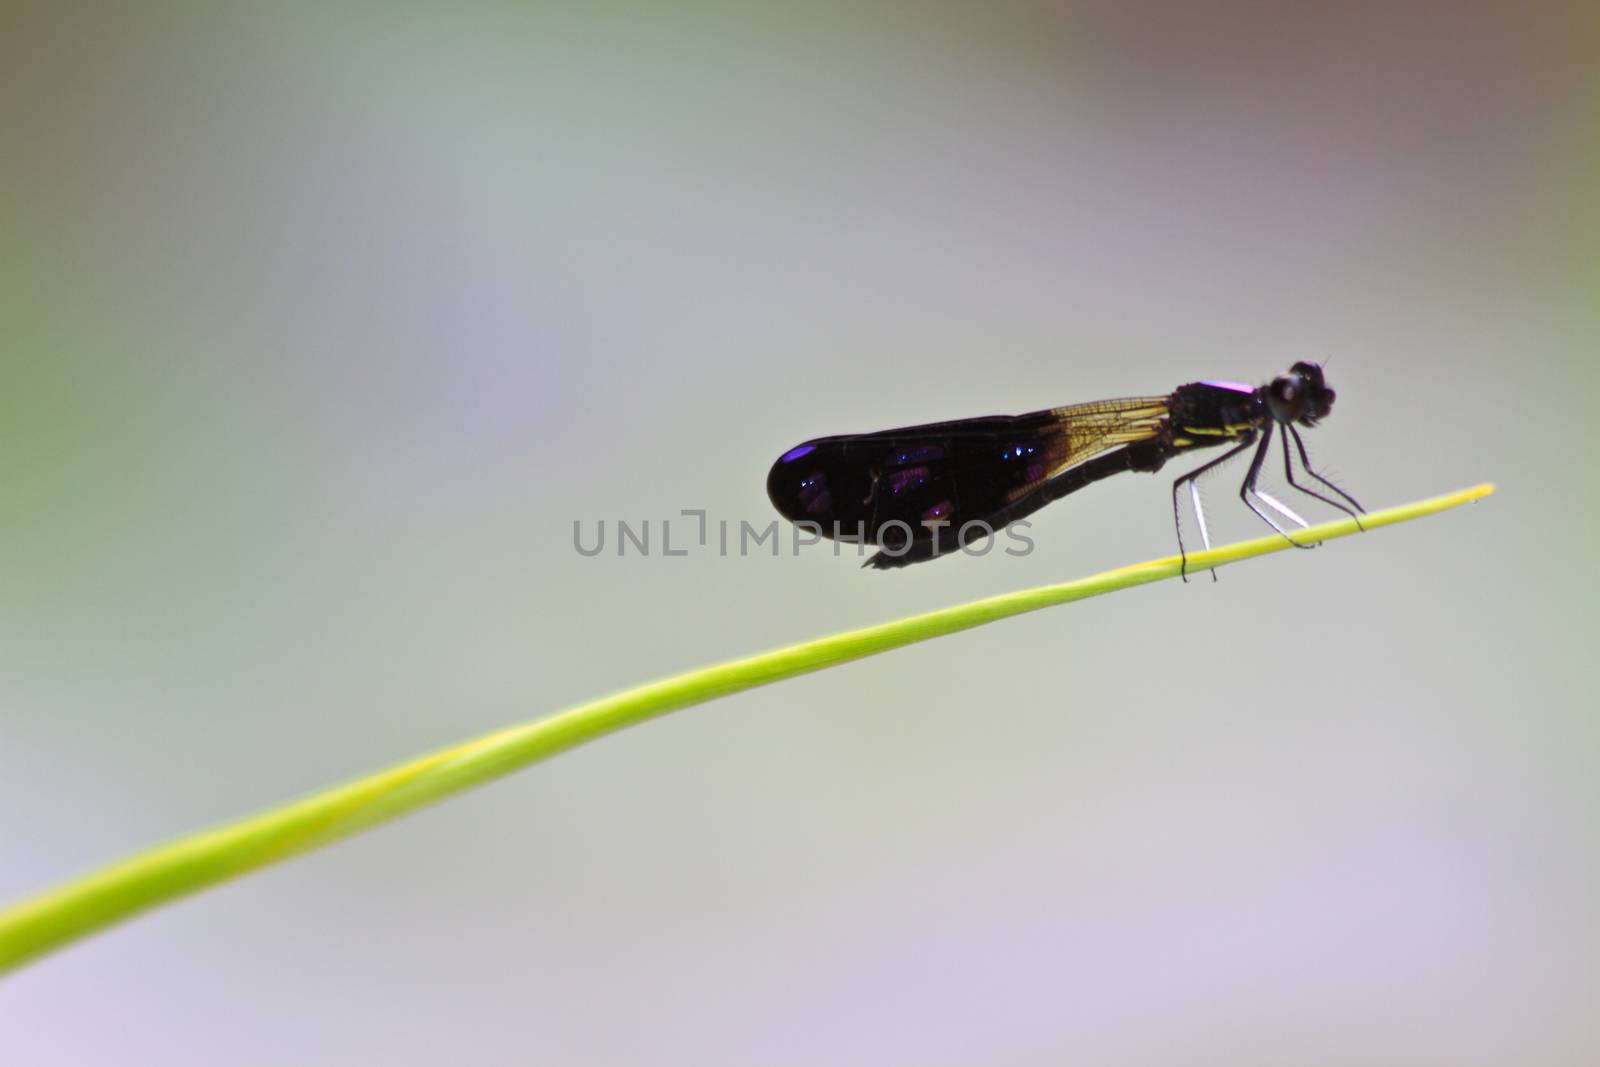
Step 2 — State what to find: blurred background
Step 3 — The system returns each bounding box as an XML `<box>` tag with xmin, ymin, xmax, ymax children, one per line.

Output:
<box><xmin>2</xmin><ymin>2</ymin><xmax>1596</xmax><ymax>1063</ymax></box>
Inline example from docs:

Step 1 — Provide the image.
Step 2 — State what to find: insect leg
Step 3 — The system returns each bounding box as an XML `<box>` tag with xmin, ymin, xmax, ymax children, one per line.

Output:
<box><xmin>1239</xmin><ymin>428</ymin><xmax>1314</xmax><ymax>548</ymax></box>
<box><xmin>1171</xmin><ymin>433</ymin><xmax>1257</xmax><ymax>581</ymax></box>
<box><xmin>1284</xmin><ymin>424</ymin><xmax>1366</xmax><ymax>528</ymax></box>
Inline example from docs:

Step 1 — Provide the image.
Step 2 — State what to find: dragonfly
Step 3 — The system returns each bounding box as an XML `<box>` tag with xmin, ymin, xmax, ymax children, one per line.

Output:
<box><xmin>766</xmin><ymin>361</ymin><xmax>1364</xmax><ymax>574</ymax></box>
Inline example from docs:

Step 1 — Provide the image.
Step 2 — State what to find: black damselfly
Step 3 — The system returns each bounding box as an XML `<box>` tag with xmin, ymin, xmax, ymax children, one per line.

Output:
<box><xmin>766</xmin><ymin>361</ymin><xmax>1364</xmax><ymax>574</ymax></box>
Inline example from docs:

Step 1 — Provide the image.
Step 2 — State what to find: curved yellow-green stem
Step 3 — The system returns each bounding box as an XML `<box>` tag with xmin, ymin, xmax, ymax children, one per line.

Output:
<box><xmin>0</xmin><ymin>483</ymin><xmax>1494</xmax><ymax>976</ymax></box>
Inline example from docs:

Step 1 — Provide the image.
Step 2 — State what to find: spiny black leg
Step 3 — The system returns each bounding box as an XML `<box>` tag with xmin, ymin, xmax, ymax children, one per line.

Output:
<box><xmin>1171</xmin><ymin>434</ymin><xmax>1257</xmax><ymax>581</ymax></box>
<box><xmin>1278</xmin><ymin>423</ymin><xmax>1362</xmax><ymax>526</ymax></box>
<box><xmin>1239</xmin><ymin>427</ymin><xmax>1313</xmax><ymax>547</ymax></box>
<box><xmin>1287</xmin><ymin>424</ymin><xmax>1365</xmax><ymax>528</ymax></box>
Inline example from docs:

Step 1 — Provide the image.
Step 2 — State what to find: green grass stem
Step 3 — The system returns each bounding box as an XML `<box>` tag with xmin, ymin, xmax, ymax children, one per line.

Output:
<box><xmin>0</xmin><ymin>483</ymin><xmax>1494</xmax><ymax>976</ymax></box>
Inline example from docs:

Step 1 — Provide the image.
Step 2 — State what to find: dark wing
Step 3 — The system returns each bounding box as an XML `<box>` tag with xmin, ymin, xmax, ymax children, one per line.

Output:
<box><xmin>766</xmin><ymin>396</ymin><xmax>1169</xmax><ymax>553</ymax></box>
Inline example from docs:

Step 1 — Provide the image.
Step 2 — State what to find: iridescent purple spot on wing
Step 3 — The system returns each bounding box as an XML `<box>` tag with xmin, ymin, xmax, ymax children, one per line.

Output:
<box><xmin>887</xmin><ymin>466</ymin><xmax>930</xmax><ymax>495</ymax></box>
<box><xmin>996</xmin><ymin>442</ymin><xmax>1049</xmax><ymax>484</ymax></box>
<box><xmin>797</xmin><ymin>472</ymin><xmax>832</xmax><ymax>515</ymax></box>
<box><xmin>922</xmin><ymin>499</ymin><xmax>953</xmax><ymax>523</ymax></box>
<box><xmin>893</xmin><ymin>445</ymin><xmax>945</xmax><ymax>464</ymax></box>
<box><xmin>779</xmin><ymin>443</ymin><xmax>817</xmax><ymax>463</ymax></box>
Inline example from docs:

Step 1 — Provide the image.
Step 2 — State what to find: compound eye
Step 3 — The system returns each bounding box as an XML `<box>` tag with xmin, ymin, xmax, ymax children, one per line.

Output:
<box><xmin>1266</xmin><ymin>372</ymin><xmax>1308</xmax><ymax>423</ymax></box>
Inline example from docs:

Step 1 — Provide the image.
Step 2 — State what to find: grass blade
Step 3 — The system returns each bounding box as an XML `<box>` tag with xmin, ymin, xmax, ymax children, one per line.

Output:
<box><xmin>0</xmin><ymin>483</ymin><xmax>1494</xmax><ymax>975</ymax></box>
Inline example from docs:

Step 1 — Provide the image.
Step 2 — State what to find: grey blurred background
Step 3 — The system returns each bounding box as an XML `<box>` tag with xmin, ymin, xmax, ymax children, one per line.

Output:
<box><xmin>2</xmin><ymin>2</ymin><xmax>1596</xmax><ymax>1063</ymax></box>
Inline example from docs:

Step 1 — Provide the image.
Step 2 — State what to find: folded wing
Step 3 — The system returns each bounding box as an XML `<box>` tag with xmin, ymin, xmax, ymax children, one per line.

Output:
<box><xmin>766</xmin><ymin>396</ymin><xmax>1169</xmax><ymax>551</ymax></box>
